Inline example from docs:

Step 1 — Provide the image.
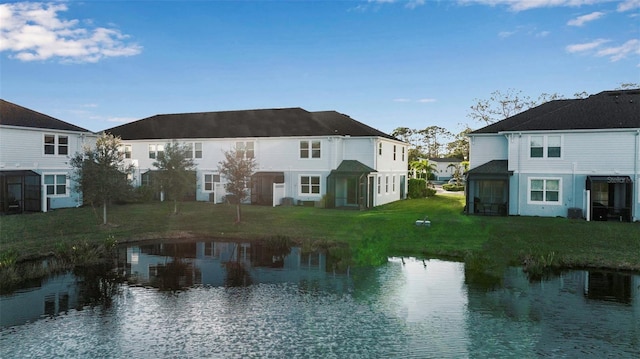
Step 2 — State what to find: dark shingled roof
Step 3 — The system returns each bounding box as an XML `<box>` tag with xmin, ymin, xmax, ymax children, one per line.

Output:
<box><xmin>471</xmin><ymin>90</ymin><xmax>640</xmax><ymax>134</ymax></box>
<box><xmin>332</xmin><ymin>160</ymin><xmax>376</xmax><ymax>173</ymax></box>
<box><xmin>0</xmin><ymin>99</ymin><xmax>91</xmax><ymax>133</ymax></box>
<box><xmin>466</xmin><ymin>160</ymin><xmax>509</xmax><ymax>175</ymax></box>
<box><xmin>104</xmin><ymin>107</ymin><xmax>399</xmax><ymax>141</ymax></box>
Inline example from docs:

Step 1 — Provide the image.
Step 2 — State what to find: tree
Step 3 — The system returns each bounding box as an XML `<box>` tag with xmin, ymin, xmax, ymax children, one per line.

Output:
<box><xmin>70</xmin><ymin>132</ymin><xmax>133</xmax><ymax>225</ymax></box>
<box><xmin>417</xmin><ymin>126</ymin><xmax>453</xmax><ymax>158</ymax></box>
<box><xmin>446</xmin><ymin>126</ymin><xmax>471</xmax><ymax>160</ymax></box>
<box><xmin>409</xmin><ymin>159</ymin><xmax>437</xmax><ymax>183</ymax></box>
<box><xmin>218</xmin><ymin>146</ymin><xmax>258</xmax><ymax>223</ymax></box>
<box><xmin>468</xmin><ymin>89</ymin><xmax>569</xmax><ymax>125</ymax></box>
<box><xmin>152</xmin><ymin>141</ymin><xmax>197</xmax><ymax>215</ymax></box>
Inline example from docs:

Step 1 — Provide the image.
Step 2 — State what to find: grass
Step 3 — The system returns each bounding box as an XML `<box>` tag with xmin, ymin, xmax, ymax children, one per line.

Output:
<box><xmin>1</xmin><ymin>195</ymin><xmax>639</xmax><ymax>274</ymax></box>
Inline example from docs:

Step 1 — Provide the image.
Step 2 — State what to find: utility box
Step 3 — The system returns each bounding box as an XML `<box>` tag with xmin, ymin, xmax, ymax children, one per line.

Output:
<box><xmin>567</xmin><ymin>208</ymin><xmax>582</xmax><ymax>219</ymax></box>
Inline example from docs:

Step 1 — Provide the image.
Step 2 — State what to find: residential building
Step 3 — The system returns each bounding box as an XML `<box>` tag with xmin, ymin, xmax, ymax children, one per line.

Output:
<box><xmin>466</xmin><ymin>89</ymin><xmax>639</xmax><ymax>221</ymax></box>
<box><xmin>429</xmin><ymin>157</ymin><xmax>463</xmax><ymax>181</ymax></box>
<box><xmin>105</xmin><ymin>107</ymin><xmax>407</xmax><ymax>209</ymax></box>
<box><xmin>0</xmin><ymin>100</ymin><xmax>97</xmax><ymax>213</ymax></box>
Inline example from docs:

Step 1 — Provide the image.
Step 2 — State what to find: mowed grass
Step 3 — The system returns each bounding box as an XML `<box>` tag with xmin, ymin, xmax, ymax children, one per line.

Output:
<box><xmin>1</xmin><ymin>195</ymin><xmax>639</xmax><ymax>271</ymax></box>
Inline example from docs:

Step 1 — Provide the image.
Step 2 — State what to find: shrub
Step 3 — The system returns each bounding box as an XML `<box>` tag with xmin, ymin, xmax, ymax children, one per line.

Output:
<box><xmin>442</xmin><ymin>183</ymin><xmax>465</xmax><ymax>192</ymax></box>
<box><xmin>408</xmin><ymin>178</ymin><xmax>427</xmax><ymax>198</ymax></box>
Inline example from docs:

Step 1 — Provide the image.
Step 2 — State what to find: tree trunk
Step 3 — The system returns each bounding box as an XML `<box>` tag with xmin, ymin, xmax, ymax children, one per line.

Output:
<box><xmin>102</xmin><ymin>201</ymin><xmax>108</xmax><ymax>225</ymax></box>
<box><xmin>236</xmin><ymin>203</ymin><xmax>241</xmax><ymax>223</ymax></box>
<box><xmin>173</xmin><ymin>199</ymin><xmax>178</xmax><ymax>215</ymax></box>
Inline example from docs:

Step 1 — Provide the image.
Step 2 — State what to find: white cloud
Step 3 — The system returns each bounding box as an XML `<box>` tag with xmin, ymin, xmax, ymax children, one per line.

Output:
<box><xmin>418</xmin><ymin>98</ymin><xmax>437</xmax><ymax>103</ymax></box>
<box><xmin>566</xmin><ymin>38</ymin><xmax>609</xmax><ymax>53</ymax></box>
<box><xmin>406</xmin><ymin>0</ymin><xmax>426</xmax><ymax>9</ymax></box>
<box><xmin>107</xmin><ymin>117</ymin><xmax>138</xmax><ymax>123</ymax></box>
<box><xmin>617</xmin><ymin>0</ymin><xmax>640</xmax><ymax>12</ymax></box>
<box><xmin>0</xmin><ymin>2</ymin><xmax>142</xmax><ymax>63</ymax></box>
<box><xmin>596</xmin><ymin>39</ymin><xmax>640</xmax><ymax>61</ymax></box>
<box><xmin>499</xmin><ymin>31</ymin><xmax>516</xmax><ymax>38</ymax></box>
<box><xmin>567</xmin><ymin>11</ymin><xmax>605</xmax><ymax>26</ymax></box>
<box><xmin>458</xmin><ymin>0</ymin><xmax>605</xmax><ymax>12</ymax></box>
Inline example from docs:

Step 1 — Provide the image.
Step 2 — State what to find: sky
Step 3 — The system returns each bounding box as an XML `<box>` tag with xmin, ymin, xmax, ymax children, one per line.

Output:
<box><xmin>1</xmin><ymin>0</ymin><xmax>639</xmax><ymax>135</ymax></box>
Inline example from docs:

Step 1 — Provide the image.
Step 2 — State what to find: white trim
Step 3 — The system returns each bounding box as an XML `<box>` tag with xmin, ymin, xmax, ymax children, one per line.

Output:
<box><xmin>43</xmin><ymin>172</ymin><xmax>69</xmax><ymax>197</ymax></box>
<box><xmin>528</xmin><ymin>134</ymin><xmax>563</xmax><ymax>160</ymax></box>
<box><xmin>298</xmin><ymin>174</ymin><xmax>322</xmax><ymax>197</ymax></box>
<box><xmin>527</xmin><ymin>177</ymin><xmax>562</xmax><ymax>205</ymax></box>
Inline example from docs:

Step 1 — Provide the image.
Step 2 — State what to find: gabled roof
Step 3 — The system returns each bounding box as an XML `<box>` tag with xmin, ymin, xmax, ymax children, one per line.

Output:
<box><xmin>0</xmin><ymin>99</ymin><xmax>91</xmax><ymax>133</ymax></box>
<box><xmin>466</xmin><ymin>160</ymin><xmax>509</xmax><ymax>175</ymax></box>
<box><xmin>332</xmin><ymin>160</ymin><xmax>376</xmax><ymax>174</ymax></box>
<box><xmin>105</xmin><ymin>107</ymin><xmax>399</xmax><ymax>141</ymax></box>
<box><xmin>471</xmin><ymin>90</ymin><xmax>640</xmax><ymax>134</ymax></box>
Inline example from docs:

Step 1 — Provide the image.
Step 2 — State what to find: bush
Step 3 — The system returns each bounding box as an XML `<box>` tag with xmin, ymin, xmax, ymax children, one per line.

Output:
<box><xmin>408</xmin><ymin>178</ymin><xmax>436</xmax><ymax>198</ymax></box>
<box><xmin>442</xmin><ymin>184</ymin><xmax>465</xmax><ymax>192</ymax></box>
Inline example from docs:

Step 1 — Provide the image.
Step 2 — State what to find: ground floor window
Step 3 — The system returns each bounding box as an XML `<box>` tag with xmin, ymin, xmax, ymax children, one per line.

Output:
<box><xmin>529</xmin><ymin>178</ymin><xmax>560</xmax><ymax>203</ymax></box>
<box><xmin>203</xmin><ymin>174</ymin><xmax>220</xmax><ymax>191</ymax></box>
<box><xmin>300</xmin><ymin>176</ymin><xmax>320</xmax><ymax>194</ymax></box>
<box><xmin>44</xmin><ymin>174</ymin><xmax>67</xmax><ymax>196</ymax></box>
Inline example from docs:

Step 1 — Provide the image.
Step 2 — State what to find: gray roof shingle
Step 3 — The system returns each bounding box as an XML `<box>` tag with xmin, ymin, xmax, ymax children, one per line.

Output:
<box><xmin>471</xmin><ymin>90</ymin><xmax>640</xmax><ymax>134</ymax></box>
<box><xmin>0</xmin><ymin>99</ymin><xmax>92</xmax><ymax>133</ymax></box>
<box><xmin>105</xmin><ymin>107</ymin><xmax>399</xmax><ymax>141</ymax></box>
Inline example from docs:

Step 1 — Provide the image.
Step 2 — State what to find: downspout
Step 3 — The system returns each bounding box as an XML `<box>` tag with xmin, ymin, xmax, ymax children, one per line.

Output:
<box><xmin>516</xmin><ymin>133</ymin><xmax>522</xmax><ymax>215</ymax></box>
<box><xmin>635</xmin><ymin>130</ymin><xmax>639</xmax><ymax>221</ymax></box>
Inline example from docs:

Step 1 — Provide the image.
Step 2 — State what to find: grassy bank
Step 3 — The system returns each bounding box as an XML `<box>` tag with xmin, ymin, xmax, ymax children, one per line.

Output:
<box><xmin>1</xmin><ymin>195</ymin><xmax>639</xmax><ymax>273</ymax></box>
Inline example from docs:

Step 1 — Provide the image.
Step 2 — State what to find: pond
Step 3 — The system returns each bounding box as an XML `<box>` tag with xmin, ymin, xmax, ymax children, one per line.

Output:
<box><xmin>1</xmin><ymin>240</ymin><xmax>639</xmax><ymax>358</ymax></box>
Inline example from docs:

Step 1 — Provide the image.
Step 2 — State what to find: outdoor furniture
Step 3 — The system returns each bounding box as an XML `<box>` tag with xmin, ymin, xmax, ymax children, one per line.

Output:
<box><xmin>415</xmin><ymin>215</ymin><xmax>431</xmax><ymax>227</ymax></box>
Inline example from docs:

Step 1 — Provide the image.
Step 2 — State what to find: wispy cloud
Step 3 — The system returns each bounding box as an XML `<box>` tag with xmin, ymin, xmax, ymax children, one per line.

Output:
<box><xmin>617</xmin><ymin>0</ymin><xmax>640</xmax><ymax>12</ymax></box>
<box><xmin>566</xmin><ymin>38</ymin><xmax>610</xmax><ymax>53</ymax></box>
<box><xmin>0</xmin><ymin>2</ymin><xmax>142</xmax><ymax>63</ymax></box>
<box><xmin>567</xmin><ymin>11</ymin><xmax>605</xmax><ymax>26</ymax></box>
<box><xmin>566</xmin><ymin>38</ymin><xmax>639</xmax><ymax>62</ymax></box>
<box><xmin>459</xmin><ymin>0</ymin><xmax>606</xmax><ymax>12</ymax></box>
<box><xmin>107</xmin><ymin>117</ymin><xmax>138</xmax><ymax>124</ymax></box>
<box><xmin>393</xmin><ymin>98</ymin><xmax>436</xmax><ymax>103</ymax></box>
<box><xmin>597</xmin><ymin>39</ymin><xmax>640</xmax><ymax>61</ymax></box>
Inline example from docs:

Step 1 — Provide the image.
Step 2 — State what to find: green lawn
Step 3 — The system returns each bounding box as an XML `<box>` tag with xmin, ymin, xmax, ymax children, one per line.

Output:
<box><xmin>1</xmin><ymin>195</ymin><xmax>639</xmax><ymax>271</ymax></box>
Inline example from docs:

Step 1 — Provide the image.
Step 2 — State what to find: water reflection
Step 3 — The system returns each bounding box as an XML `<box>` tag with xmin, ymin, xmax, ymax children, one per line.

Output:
<box><xmin>0</xmin><ymin>246</ymin><xmax>639</xmax><ymax>358</ymax></box>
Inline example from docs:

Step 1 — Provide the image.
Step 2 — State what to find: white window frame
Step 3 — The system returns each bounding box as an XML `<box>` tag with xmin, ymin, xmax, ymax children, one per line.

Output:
<box><xmin>43</xmin><ymin>134</ymin><xmax>69</xmax><ymax>156</ymax></box>
<box><xmin>203</xmin><ymin>173</ymin><xmax>220</xmax><ymax>192</ymax></box>
<box><xmin>299</xmin><ymin>140</ymin><xmax>321</xmax><ymax>159</ymax></box>
<box><xmin>44</xmin><ymin>173</ymin><xmax>68</xmax><ymax>197</ymax></box>
<box><xmin>393</xmin><ymin>145</ymin><xmax>397</xmax><ymax>160</ymax></box>
<box><xmin>236</xmin><ymin>141</ymin><xmax>254</xmax><ymax>159</ymax></box>
<box><xmin>299</xmin><ymin>175</ymin><xmax>321</xmax><ymax>196</ymax></box>
<box><xmin>385</xmin><ymin>175</ymin><xmax>389</xmax><ymax>194</ymax></box>
<box><xmin>148</xmin><ymin>144</ymin><xmax>164</xmax><ymax>159</ymax></box>
<box><xmin>528</xmin><ymin>177</ymin><xmax>562</xmax><ymax>205</ymax></box>
<box><xmin>529</xmin><ymin>135</ymin><xmax>563</xmax><ymax>159</ymax></box>
<box><xmin>392</xmin><ymin>175</ymin><xmax>396</xmax><ymax>192</ymax></box>
<box><xmin>377</xmin><ymin>176</ymin><xmax>381</xmax><ymax>195</ymax></box>
<box><xmin>185</xmin><ymin>142</ymin><xmax>203</xmax><ymax>159</ymax></box>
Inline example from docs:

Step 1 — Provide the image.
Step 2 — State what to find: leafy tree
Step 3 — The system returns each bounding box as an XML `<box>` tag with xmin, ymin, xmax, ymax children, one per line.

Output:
<box><xmin>152</xmin><ymin>141</ymin><xmax>197</xmax><ymax>215</ymax></box>
<box><xmin>218</xmin><ymin>146</ymin><xmax>258</xmax><ymax>223</ymax></box>
<box><xmin>70</xmin><ymin>132</ymin><xmax>133</xmax><ymax>225</ymax></box>
<box><xmin>409</xmin><ymin>159</ymin><xmax>437</xmax><ymax>183</ymax></box>
<box><xmin>418</xmin><ymin>126</ymin><xmax>452</xmax><ymax>158</ymax></box>
<box><xmin>446</xmin><ymin>126</ymin><xmax>471</xmax><ymax>160</ymax></box>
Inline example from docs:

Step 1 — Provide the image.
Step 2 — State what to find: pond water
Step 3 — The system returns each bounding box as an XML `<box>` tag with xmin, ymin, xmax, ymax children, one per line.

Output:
<box><xmin>1</xmin><ymin>241</ymin><xmax>639</xmax><ymax>358</ymax></box>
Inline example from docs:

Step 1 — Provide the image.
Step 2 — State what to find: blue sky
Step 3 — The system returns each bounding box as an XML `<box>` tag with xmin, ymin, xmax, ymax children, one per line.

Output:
<box><xmin>1</xmin><ymin>0</ymin><xmax>639</xmax><ymax>135</ymax></box>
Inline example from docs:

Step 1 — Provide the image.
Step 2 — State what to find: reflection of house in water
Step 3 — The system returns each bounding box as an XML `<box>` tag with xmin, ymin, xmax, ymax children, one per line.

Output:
<box><xmin>465</xmin><ymin>268</ymin><xmax>640</xmax><ymax>356</ymax></box>
<box><xmin>123</xmin><ymin>241</ymin><xmax>331</xmax><ymax>289</ymax></box>
<box><xmin>0</xmin><ymin>273</ymin><xmax>80</xmax><ymax>327</ymax></box>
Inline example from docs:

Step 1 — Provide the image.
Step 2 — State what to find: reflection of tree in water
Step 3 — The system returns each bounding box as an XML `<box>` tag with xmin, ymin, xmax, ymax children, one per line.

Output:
<box><xmin>224</xmin><ymin>261</ymin><xmax>252</xmax><ymax>287</ymax></box>
<box><xmin>74</xmin><ymin>263</ymin><xmax>124</xmax><ymax>308</ymax></box>
<box><xmin>152</xmin><ymin>259</ymin><xmax>195</xmax><ymax>291</ymax></box>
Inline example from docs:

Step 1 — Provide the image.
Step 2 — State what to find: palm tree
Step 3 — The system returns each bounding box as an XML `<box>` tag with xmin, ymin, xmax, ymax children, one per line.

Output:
<box><xmin>410</xmin><ymin>159</ymin><xmax>437</xmax><ymax>186</ymax></box>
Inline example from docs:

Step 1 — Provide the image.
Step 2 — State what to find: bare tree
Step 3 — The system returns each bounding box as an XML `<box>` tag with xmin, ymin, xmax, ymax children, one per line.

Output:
<box><xmin>218</xmin><ymin>146</ymin><xmax>258</xmax><ymax>223</ymax></box>
<box><xmin>468</xmin><ymin>89</ymin><xmax>569</xmax><ymax>125</ymax></box>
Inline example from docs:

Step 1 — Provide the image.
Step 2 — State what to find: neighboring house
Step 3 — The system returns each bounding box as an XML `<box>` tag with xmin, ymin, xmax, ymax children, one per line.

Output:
<box><xmin>105</xmin><ymin>107</ymin><xmax>407</xmax><ymax>209</ymax></box>
<box><xmin>466</xmin><ymin>89</ymin><xmax>639</xmax><ymax>221</ymax></box>
<box><xmin>429</xmin><ymin>157</ymin><xmax>463</xmax><ymax>181</ymax></box>
<box><xmin>0</xmin><ymin>100</ymin><xmax>97</xmax><ymax>213</ymax></box>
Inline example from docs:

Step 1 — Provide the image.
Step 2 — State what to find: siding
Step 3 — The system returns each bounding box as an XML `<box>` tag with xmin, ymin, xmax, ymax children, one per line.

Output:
<box><xmin>469</xmin><ymin>134</ymin><xmax>508</xmax><ymax>170</ymax></box>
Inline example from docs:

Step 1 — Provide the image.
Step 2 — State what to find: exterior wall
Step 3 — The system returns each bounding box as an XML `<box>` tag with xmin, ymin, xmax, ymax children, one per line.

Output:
<box><xmin>123</xmin><ymin>135</ymin><xmax>407</xmax><ymax>207</ymax></box>
<box><xmin>506</xmin><ymin>129</ymin><xmax>639</xmax><ymax>220</ymax></box>
<box><xmin>431</xmin><ymin>160</ymin><xmax>462</xmax><ymax>181</ymax></box>
<box><xmin>375</xmin><ymin>138</ymin><xmax>408</xmax><ymax>205</ymax></box>
<box><xmin>0</xmin><ymin>125</ymin><xmax>97</xmax><ymax>210</ymax></box>
<box><xmin>468</xmin><ymin>134</ymin><xmax>508</xmax><ymax>170</ymax></box>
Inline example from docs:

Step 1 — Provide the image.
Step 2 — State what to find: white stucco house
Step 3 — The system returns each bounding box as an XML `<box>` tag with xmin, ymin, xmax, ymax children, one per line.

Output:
<box><xmin>466</xmin><ymin>89</ymin><xmax>639</xmax><ymax>222</ymax></box>
<box><xmin>428</xmin><ymin>157</ymin><xmax>463</xmax><ymax>181</ymax></box>
<box><xmin>105</xmin><ymin>107</ymin><xmax>408</xmax><ymax>209</ymax></box>
<box><xmin>0</xmin><ymin>99</ymin><xmax>97</xmax><ymax>213</ymax></box>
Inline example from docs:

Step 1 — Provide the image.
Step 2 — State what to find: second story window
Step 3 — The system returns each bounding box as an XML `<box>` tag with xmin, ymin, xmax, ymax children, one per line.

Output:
<box><xmin>378</xmin><ymin>142</ymin><xmax>383</xmax><ymax>155</ymax></box>
<box><xmin>530</xmin><ymin>135</ymin><xmax>562</xmax><ymax>159</ymax></box>
<box><xmin>120</xmin><ymin>145</ymin><xmax>132</xmax><ymax>159</ymax></box>
<box><xmin>44</xmin><ymin>134</ymin><xmax>68</xmax><ymax>155</ymax></box>
<box><xmin>185</xmin><ymin>142</ymin><xmax>203</xmax><ymax>159</ymax></box>
<box><xmin>393</xmin><ymin>145</ymin><xmax>397</xmax><ymax>160</ymax></box>
<box><xmin>236</xmin><ymin>141</ymin><xmax>255</xmax><ymax>159</ymax></box>
<box><xmin>300</xmin><ymin>140</ymin><xmax>320</xmax><ymax>159</ymax></box>
<box><xmin>402</xmin><ymin>147</ymin><xmax>405</xmax><ymax>161</ymax></box>
<box><xmin>149</xmin><ymin>144</ymin><xmax>164</xmax><ymax>159</ymax></box>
